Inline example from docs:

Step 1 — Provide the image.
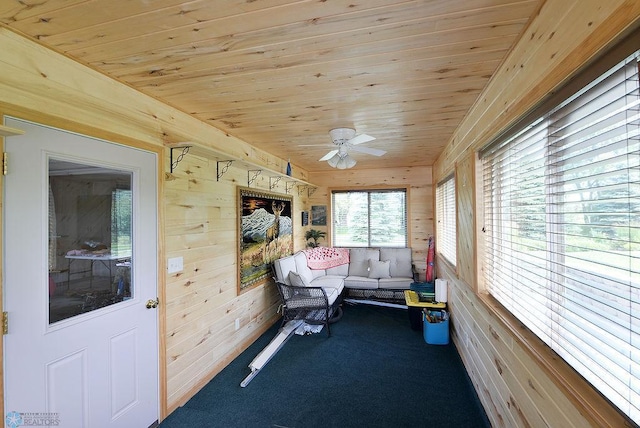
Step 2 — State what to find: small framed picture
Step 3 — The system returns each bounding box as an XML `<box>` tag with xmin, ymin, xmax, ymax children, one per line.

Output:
<box><xmin>311</xmin><ymin>205</ymin><xmax>327</xmax><ymax>226</ymax></box>
<box><xmin>301</xmin><ymin>211</ymin><xmax>309</xmax><ymax>226</ymax></box>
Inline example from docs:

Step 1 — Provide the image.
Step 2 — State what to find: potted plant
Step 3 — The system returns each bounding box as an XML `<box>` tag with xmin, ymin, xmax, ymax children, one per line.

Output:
<box><xmin>305</xmin><ymin>229</ymin><xmax>326</xmax><ymax>248</ymax></box>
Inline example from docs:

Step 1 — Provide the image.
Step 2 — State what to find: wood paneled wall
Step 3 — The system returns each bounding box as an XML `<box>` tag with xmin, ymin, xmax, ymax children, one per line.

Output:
<box><xmin>0</xmin><ymin>27</ymin><xmax>310</xmax><ymax>417</ymax></box>
<box><xmin>454</xmin><ymin>154</ymin><xmax>475</xmax><ymax>289</ymax></box>
<box><xmin>433</xmin><ymin>1</ymin><xmax>640</xmax><ymax>426</ymax></box>
<box><xmin>309</xmin><ymin>166</ymin><xmax>433</xmax><ymax>278</ymax></box>
<box><xmin>164</xmin><ymin>154</ymin><xmax>309</xmax><ymax>409</ymax></box>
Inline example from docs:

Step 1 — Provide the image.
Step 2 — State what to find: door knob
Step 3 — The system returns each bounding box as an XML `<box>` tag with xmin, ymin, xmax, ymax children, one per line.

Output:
<box><xmin>146</xmin><ymin>298</ymin><xmax>159</xmax><ymax>309</ymax></box>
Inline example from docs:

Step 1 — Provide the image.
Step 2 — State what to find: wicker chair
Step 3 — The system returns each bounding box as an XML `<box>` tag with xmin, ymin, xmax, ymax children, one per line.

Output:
<box><xmin>275</xmin><ymin>281</ymin><xmax>343</xmax><ymax>337</ymax></box>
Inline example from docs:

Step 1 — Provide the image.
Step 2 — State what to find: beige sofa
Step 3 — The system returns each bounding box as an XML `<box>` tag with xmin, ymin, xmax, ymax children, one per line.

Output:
<box><xmin>273</xmin><ymin>247</ymin><xmax>417</xmax><ymax>302</ymax></box>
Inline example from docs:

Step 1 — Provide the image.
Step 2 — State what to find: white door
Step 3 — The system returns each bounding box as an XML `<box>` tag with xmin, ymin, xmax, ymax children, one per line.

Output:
<box><xmin>3</xmin><ymin>118</ymin><xmax>159</xmax><ymax>428</ymax></box>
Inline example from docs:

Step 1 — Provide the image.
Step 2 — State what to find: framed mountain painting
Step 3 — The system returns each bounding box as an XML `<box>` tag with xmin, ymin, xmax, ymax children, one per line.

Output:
<box><xmin>237</xmin><ymin>187</ymin><xmax>293</xmax><ymax>293</ymax></box>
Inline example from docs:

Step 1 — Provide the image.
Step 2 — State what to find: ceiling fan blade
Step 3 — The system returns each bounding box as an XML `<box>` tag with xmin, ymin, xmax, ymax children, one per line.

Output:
<box><xmin>319</xmin><ymin>150</ymin><xmax>338</xmax><ymax>161</ymax></box>
<box><xmin>348</xmin><ymin>134</ymin><xmax>376</xmax><ymax>145</ymax></box>
<box><xmin>350</xmin><ymin>146</ymin><xmax>386</xmax><ymax>156</ymax></box>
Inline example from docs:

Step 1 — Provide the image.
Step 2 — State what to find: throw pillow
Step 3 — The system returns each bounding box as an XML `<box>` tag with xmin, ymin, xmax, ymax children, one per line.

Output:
<box><xmin>348</xmin><ymin>248</ymin><xmax>379</xmax><ymax>276</ymax></box>
<box><xmin>368</xmin><ymin>260</ymin><xmax>391</xmax><ymax>279</ymax></box>
<box><xmin>289</xmin><ymin>271</ymin><xmax>310</xmax><ymax>287</ymax></box>
<box><xmin>348</xmin><ymin>260</ymin><xmax>369</xmax><ymax>277</ymax></box>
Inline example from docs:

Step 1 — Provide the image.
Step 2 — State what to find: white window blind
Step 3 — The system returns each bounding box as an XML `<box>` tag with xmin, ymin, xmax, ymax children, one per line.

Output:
<box><xmin>331</xmin><ymin>189</ymin><xmax>407</xmax><ymax>247</ymax></box>
<box><xmin>481</xmin><ymin>51</ymin><xmax>639</xmax><ymax>424</ymax></box>
<box><xmin>436</xmin><ymin>176</ymin><xmax>456</xmax><ymax>266</ymax></box>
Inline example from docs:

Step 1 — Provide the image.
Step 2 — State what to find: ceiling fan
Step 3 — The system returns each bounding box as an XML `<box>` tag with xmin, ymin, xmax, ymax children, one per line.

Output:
<box><xmin>310</xmin><ymin>128</ymin><xmax>386</xmax><ymax>169</ymax></box>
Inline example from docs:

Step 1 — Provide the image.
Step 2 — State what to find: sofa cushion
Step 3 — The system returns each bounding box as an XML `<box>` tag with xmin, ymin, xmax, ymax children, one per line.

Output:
<box><xmin>274</xmin><ymin>255</ymin><xmax>297</xmax><ymax>284</ymax></box>
<box><xmin>379</xmin><ymin>277</ymin><xmax>414</xmax><ymax>289</ymax></box>
<box><xmin>311</xmin><ymin>269</ymin><xmax>327</xmax><ymax>280</ymax></box>
<box><xmin>293</xmin><ymin>252</ymin><xmax>315</xmax><ymax>284</ymax></box>
<box><xmin>368</xmin><ymin>260</ymin><xmax>391</xmax><ymax>279</ymax></box>
<box><xmin>289</xmin><ymin>271</ymin><xmax>310</xmax><ymax>287</ymax></box>
<box><xmin>310</xmin><ymin>275</ymin><xmax>345</xmax><ymax>294</ymax></box>
<box><xmin>348</xmin><ymin>248</ymin><xmax>379</xmax><ymax>277</ymax></box>
<box><xmin>380</xmin><ymin>247</ymin><xmax>413</xmax><ymax>278</ymax></box>
<box><xmin>344</xmin><ymin>276</ymin><xmax>378</xmax><ymax>289</ymax></box>
<box><xmin>326</xmin><ymin>263</ymin><xmax>349</xmax><ymax>276</ymax></box>
<box><xmin>324</xmin><ymin>287</ymin><xmax>340</xmax><ymax>305</ymax></box>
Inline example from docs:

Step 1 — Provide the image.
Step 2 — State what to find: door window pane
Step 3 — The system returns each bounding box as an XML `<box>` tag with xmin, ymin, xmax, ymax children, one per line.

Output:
<box><xmin>48</xmin><ymin>159</ymin><xmax>133</xmax><ymax>324</ymax></box>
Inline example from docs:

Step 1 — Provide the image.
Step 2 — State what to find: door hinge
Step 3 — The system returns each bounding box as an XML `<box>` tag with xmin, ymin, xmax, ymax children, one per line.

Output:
<box><xmin>2</xmin><ymin>311</ymin><xmax>8</xmax><ymax>335</ymax></box>
<box><xmin>3</xmin><ymin>152</ymin><xmax>7</xmax><ymax>175</ymax></box>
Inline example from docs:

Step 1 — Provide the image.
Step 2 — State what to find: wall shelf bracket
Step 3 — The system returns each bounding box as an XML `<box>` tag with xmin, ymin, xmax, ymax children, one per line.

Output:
<box><xmin>269</xmin><ymin>176</ymin><xmax>282</xmax><ymax>190</ymax></box>
<box><xmin>170</xmin><ymin>146</ymin><xmax>191</xmax><ymax>173</ymax></box>
<box><xmin>307</xmin><ymin>187</ymin><xmax>317</xmax><ymax>197</ymax></box>
<box><xmin>285</xmin><ymin>181</ymin><xmax>295</xmax><ymax>194</ymax></box>
<box><xmin>166</xmin><ymin>142</ymin><xmax>315</xmax><ymax>190</ymax></box>
<box><xmin>217</xmin><ymin>160</ymin><xmax>233</xmax><ymax>181</ymax></box>
<box><xmin>247</xmin><ymin>170</ymin><xmax>262</xmax><ymax>187</ymax></box>
<box><xmin>297</xmin><ymin>185</ymin><xmax>309</xmax><ymax>196</ymax></box>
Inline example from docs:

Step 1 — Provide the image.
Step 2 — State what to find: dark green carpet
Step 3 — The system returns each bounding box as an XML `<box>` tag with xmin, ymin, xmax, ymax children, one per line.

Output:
<box><xmin>160</xmin><ymin>303</ymin><xmax>490</xmax><ymax>428</ymax></box>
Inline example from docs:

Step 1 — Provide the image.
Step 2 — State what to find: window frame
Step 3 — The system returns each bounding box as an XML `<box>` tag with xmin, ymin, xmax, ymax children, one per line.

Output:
<box><xmin>478</xmin><ymin>39</ymin><xmax>640</xmax><ymax>426</ymax></box>
<box><xmin>330</xmin><ymin>187</ymin><xmax>408</xmax><ymax>248</ymax></box>
<box><xmin>436</xmin><ymin>174</ymin><xmax>457</xmax><ymax>267</ymax></box>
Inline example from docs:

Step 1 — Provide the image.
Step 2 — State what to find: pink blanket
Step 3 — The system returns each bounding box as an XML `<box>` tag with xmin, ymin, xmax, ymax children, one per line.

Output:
<box><xmin>304</xmin><ymin>247</ymin><xmax>350</xmax><ymax>270</ymax></box>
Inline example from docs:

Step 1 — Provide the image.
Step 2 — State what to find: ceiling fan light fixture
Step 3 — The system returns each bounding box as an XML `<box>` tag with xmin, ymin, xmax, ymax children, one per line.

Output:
<box><xmin>336</xmin><ymin>154</ymin><xmax>356</xmax><ymax>169</ymax></box>
<box><xmin>327</xmin><ymin>153</ymin><xmax>356</xmax><ymax>169</ymax></box>
<box><xmin>322</xmin><ymin>128</ymin><xmax>376</xmax><ymax>168</ymax></box>
<box><xmin>327</xmin><ymin>153</ymin><xmax>341</xmax><ymax>168</ymax></box>
<box><xmin>329</xmin><ymin>127</ymin><xmax>356</xmax><ymax>144</ymax></box>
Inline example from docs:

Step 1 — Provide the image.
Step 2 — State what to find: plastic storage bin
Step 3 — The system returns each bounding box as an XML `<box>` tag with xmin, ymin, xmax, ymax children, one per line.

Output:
<box><xmin>408</xmin><ymin>306</ymin><xmax>423</xmax><ymax>331</ymax></box>
<box><xmin>410</xmin><ymin>281</ymin><xmax>435</xmax><ymax>294</ymax></box>
<box><xmin>423</xmin><ymin>310</ymin><xmax>449</xmax><ymax>345</ymax></box>
<box><xmin>404</xmin><ymin>291</ymin><xmax>446</xmax><ymax>331</ymax></box>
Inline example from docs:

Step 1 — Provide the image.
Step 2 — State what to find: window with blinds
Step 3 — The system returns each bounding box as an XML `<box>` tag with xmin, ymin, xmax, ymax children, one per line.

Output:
<box><xmin>436</xmin><ymin>176</ymin><xmax>456</xmax><ymax>266</ymax></box>
<box><xmin>331</xmin><ymin>189</ymin><xmax>407</xmax><ymax>247</ymax></box>
<box><xmin>481</xmin><ymin>50</ymin><xmax>639</xmax><ymax>424</ymax></box>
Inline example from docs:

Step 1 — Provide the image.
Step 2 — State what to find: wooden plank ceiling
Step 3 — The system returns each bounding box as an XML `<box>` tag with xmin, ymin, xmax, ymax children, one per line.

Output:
<box><xmin>0</xmin><ymin>0</ymin><xmax>542</xmax><ymax>172</ymax></box>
